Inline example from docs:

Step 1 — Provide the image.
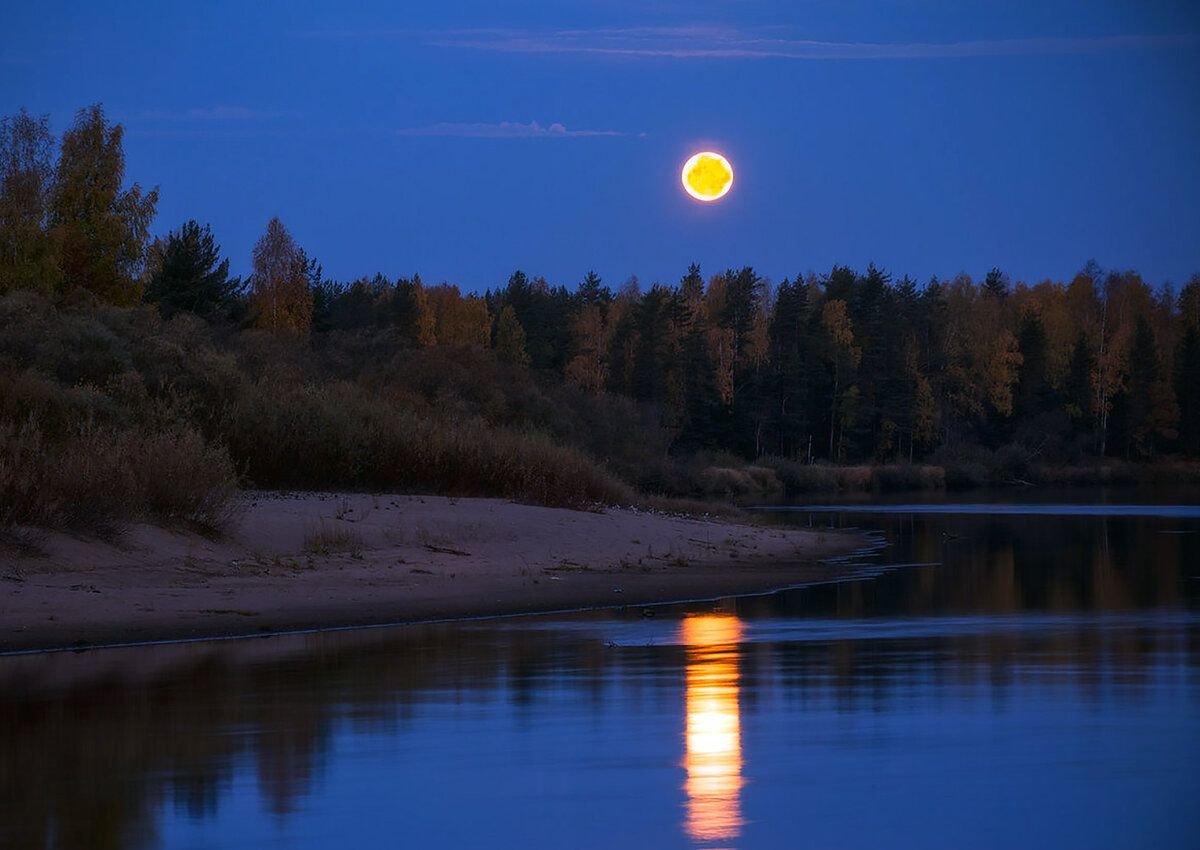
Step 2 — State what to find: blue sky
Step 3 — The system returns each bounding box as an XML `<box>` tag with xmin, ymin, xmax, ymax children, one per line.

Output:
<box><xmin>2</xmin><ymin>1</ymin><xmax>1198</xmax><ymax>291</ymax></box>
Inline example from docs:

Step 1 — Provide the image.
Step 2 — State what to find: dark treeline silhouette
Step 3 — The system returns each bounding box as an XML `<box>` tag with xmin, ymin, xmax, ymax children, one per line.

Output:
<box><xmin>371</xmin><ymin>260</ymin><xmax>1196</xmax><ymax>468</ymax></box>
<box><xmin>3</xmin><ymin>104</ymin><xmax>1199</xmax><ymax>530</ymax></box>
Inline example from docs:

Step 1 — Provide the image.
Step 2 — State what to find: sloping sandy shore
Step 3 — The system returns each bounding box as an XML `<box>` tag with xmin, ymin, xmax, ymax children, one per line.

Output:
<box><xmin>0</xmin><ymin>492</ymin><xmax>866</xmax><ymax>653</ymax></box>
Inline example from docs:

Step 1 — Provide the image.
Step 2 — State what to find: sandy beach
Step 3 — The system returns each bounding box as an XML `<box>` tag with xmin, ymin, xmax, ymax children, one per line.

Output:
<box><xmin>0</xmin><ymin>492</ymin><xmax>866</xmax><ymax>653</ymax></box>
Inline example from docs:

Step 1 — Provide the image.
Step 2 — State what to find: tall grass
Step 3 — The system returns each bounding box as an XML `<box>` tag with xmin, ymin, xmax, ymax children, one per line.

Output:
<box><xmin>0</xmin><ymin>419</ymin><xmax>237</xmax><ymax>533</ymax></box>
<box><xmin>758</xmin><ymin>456</ymin><xmax>946</xmax><ymax>497</ymax></box>
<box><xmin>221</xmin><ymin>381</ymin><xmax>633</xmax><ymax>507</ymax></box>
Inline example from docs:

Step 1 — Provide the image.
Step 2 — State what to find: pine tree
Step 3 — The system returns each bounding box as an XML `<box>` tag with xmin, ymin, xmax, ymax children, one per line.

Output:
<box><xmin>1176</xmin><ymin>325</ymin><xmax>1200</xmax><ymax>456</ymax></box>
<box><xmin>144</xmin><ymin>220</ymin><xmax>238</xmax><ymax>319</ymax></box>
<box><xmin>1112</xmin><ymin>315</ymin><xmax>1174</xmax><ymax>458</ymax></box>
<box><xmin>1013</xmin><ymin>312</ymin><xmax>1051</xmax><ymax>420</ymax></box>
<box><xmin>765</xmin><ymin>277</ymin><xmax>812</xmax><ymax>457</ymax></box>
<box><xmin>577</xmin><ymin>270</ymin><xmax>610</xmax><ymax>307</ymax></box>
<box><xmin>983</xmin><ymin>267</ymin><xmax>1009</xmax><ymax>299</ymax></box>
<box><xmin>494</xmin><ymin>305</ymin><xmax>530</xmax><ymax>367</ymax></box>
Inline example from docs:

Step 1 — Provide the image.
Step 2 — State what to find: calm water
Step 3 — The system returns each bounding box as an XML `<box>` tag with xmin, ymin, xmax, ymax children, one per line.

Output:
<box><xmin>3</xmin><ymin>499</ymin><xmax>1199</xmax><ymax>849</ymax></box>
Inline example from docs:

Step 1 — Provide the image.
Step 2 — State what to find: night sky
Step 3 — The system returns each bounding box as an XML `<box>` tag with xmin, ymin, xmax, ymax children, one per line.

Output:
<box><xmin>3</xmin><ymin>1</ymin><xmax>1198</xmax><ymax>290</ymax></box>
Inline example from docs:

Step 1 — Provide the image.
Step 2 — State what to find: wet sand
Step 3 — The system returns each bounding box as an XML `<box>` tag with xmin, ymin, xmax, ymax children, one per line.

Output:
<box><xmin>0</xmin><ymin>492</ymin><xmax>866</xmax><ymax>653</ymax></box>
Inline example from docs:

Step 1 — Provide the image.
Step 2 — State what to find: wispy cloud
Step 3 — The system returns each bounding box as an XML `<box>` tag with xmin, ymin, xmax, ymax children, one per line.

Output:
<box><xmin>395</xmin><ymin>120</ymin><xmax>637</xmax><ymax>138</ymax></box>
<box><xmin>137</xmin><ymin>106</ymin><xmax>297</xmax><ymax>121</ymax></box>
<box><xmin>425</xmin><ymin>26</ymin><xmax>1200</xmax><ymax>60</ymax></box>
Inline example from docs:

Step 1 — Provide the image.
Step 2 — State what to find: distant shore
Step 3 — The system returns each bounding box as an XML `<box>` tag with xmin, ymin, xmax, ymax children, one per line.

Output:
<box><xmin>0</xmin><ymin>492</ymin><xmax>867</xmax><ymax>653</ymax></box>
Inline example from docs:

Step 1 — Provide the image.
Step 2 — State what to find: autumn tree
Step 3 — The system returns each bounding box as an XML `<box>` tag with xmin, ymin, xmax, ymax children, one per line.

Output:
<box><xmin>249</xmin><ymin>216</ymin><xmax>313</xmax><ymax>333</ymax></box>
<box><xmin>938</xmin><ymin>274</ymin><xmax>1022</xmax><ymax>445</ymax></box>
<box><xmin>0</xmin><ymin>109</ymin><xmax>60</xmax><ymax>294</ymax></box>
<box><xmin>411</xmin><ymin>275</ymin><xmax>437</xmax><ymax>346</ymax></box>
<box><xmin>427</xmin><ymin>284</ymin><xmax>490</xmax><ymax>347</ymax></box>
<box><xmin>51</xmin><ymin>104</ymin><xmax>157</xmax><ymax>305</ymax></box>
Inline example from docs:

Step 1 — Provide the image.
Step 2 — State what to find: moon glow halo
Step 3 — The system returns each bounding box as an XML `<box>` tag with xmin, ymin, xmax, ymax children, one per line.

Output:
<box><xmin>681</xmin><ymin>151</ymin><xmax>734</xmax><ymax>202</ymax></box>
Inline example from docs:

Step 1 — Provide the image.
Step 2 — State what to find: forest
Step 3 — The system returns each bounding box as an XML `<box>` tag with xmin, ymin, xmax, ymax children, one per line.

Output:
<box><xmin>3</xmin><ymin>105</ymin><xmax>1199</xmax><ymax>531</ymax></box>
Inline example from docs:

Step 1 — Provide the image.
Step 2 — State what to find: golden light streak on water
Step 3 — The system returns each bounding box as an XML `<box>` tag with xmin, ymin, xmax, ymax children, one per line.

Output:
<box><xmin>681</xmin><ymin>614</ymin><xmax>744</xmax><ymax>845</ymax></box>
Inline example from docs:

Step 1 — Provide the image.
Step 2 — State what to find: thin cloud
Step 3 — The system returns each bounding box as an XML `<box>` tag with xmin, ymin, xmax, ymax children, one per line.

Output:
<box><xmin>395</xmin><ymin>120</ymin><xmax>637</xmax><ymax>138</ymax></box>
<box><xmin>427</xmin><ymin>26</ymin><xmax>1200</xmax><ymax>60</ymax></box>
<box><xmin>138</xmin><ymin>106</ymin><xmax>297</xmax><ymax>121</ymax></box>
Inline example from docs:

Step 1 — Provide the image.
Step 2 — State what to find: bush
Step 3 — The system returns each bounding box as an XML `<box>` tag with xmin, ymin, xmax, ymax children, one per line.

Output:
<box><xmin>929</xmin><ymin>443</ymin><xmax>991</xmax><ymax>490</ymax></box>
<box><xmin>991</xmin><ymin>444</ymin><xmax>1034</xmax><ymax>484</ymax></box>
<box><xmin>138</xmin><ymin>429</ymin><xmax>239</xmax><ymax>530</ymax></box>
<box><xmin>696</xmin><ymin>465</ymin><xmax>782</xmax><ymax>502</ymax></box>
<box><xmin>870</xmin><ymin>464</ymin><xmax>946</xmax><ymax>492</ymax></box>
<box><xmin>0</xmin><ymin>418</ymin><xmax>238</xmax><ymax>534</ymax></box>
<box><xmin>0</xmin><ymin>421</ymin><xmax>59</xmax><ymax>529</ymax></box>
<box><xmin>218</xmin><ymin>379</ymin><xmax>631</xmax><ymax>508</ymax></box>
<box><xmin>758</xmin><ymin>456</ymin><xmax>839</xmax><ymax>495</ymax></box>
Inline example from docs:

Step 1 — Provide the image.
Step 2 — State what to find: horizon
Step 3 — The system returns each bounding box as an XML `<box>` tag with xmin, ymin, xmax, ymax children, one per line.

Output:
<box><xmin>3</xmin><ymin>1</ymin><xmax>1199</xmax><ymax>291</ymax></box>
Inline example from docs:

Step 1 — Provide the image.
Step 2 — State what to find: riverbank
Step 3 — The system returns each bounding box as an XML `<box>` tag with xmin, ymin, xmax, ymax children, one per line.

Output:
<box><xmin>708</xmin><ymin>457</ymin><xmax>1200</xmax><ymax>502</ymax></box>
<box><xmin>0</xmin><ymin>492</ymin><xmax>866</xmax><ymax>653</ymax></box>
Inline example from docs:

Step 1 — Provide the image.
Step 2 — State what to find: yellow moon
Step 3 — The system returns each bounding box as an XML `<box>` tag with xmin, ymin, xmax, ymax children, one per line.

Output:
<box><xmin>681</xmin><ymin>151</ymin><xmax>734</xmax><ymax>202</ymax></box>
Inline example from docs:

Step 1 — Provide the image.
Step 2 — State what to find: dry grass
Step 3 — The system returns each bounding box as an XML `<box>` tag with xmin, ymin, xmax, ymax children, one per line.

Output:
<box><xmin>697</xmin><ymin>465</ymin><xmax>784</xmax><ymax>501</ymax></box>
<box><xmin>0</xmin><ymin>418</ymin><xmax>238</xmax><ymax>534</ymax></box>
<box><xmin>759</xmin><ymin>456</ymin><xmax>946</xmax><ymax>496</ymax></box>
<box><xmin>302</xmin><ymin>520</ymin><xmax>364</xmax><ymax>556</ymax></box>
<box><xmin>222</xmin><ymin>381</ymin><xmax>634</xmax><ymax>509</ymax></box>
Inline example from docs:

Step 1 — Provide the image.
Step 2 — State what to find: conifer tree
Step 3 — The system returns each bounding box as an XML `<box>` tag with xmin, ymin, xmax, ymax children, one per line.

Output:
<box><xmin>1176</xmin><ymin>325</ymin><xmax>1200</xmax><ymax>456</ymax></box>
<box><xmin>494</xmin><ymin>304</ymin><xmax>530</xmax><ymax>367</ymax></box>
<box><xmin>144</xmin><ymin>220</ymin><xmax>238</xmax><ymax>319</ymax></box>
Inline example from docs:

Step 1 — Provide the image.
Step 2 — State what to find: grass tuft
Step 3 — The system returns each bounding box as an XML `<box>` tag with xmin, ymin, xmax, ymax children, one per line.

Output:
<box><xmin>303</xmin><ymin>520</ymin><xmax>364</xmax><ymax>556</ymax></box>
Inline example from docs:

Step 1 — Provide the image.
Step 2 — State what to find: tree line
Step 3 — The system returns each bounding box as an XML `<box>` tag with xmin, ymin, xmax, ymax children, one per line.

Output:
<box><xmin>4</xmin><ymin>104</ymin><xmax>1198</xmax><ymax>468</ymax></box>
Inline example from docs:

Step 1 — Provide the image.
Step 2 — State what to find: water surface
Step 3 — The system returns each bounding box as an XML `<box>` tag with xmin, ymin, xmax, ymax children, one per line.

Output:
<box><xmin>2</xmin><ymin>499</ymin><xmax>1198</xmax><ymax>849</ymax></box>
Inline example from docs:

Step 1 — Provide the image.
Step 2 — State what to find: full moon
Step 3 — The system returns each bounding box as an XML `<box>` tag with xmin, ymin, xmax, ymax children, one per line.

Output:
<box><xmin>681</xmin><ymin>151</ymin><xmax>734</xmax><ymax>202</ymax></box>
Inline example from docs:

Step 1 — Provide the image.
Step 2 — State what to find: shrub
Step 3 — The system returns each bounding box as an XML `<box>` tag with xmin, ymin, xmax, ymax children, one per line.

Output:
<box><xmin>871</xmin><ymin>464</ymin><xmax>946</xmax><ymax>492</ymax></box>
<box><xmin>138</xmin><ymin>429</ymin><xmax>240</xmax><ymax>531</ymax></box>
<box><xmin>837</xmin><ymin>465</ymin><xmax>874</xmax><ymax>491</ymax></box>
<box><xmin>0</xmin><ymin>420</ymin><xmax>59</xmax><ymax>530</ymax></box>
<box><xmin>758</xmin><ymin>456</ymin><xmax>839</xmax><ymax>495</ymax></box>
<box><xmin>218</xmin><ymin>379</ymin><xmax>632</xmax><ymax>508</ymax></box>
<box><xmin>0</xmin><ymin>418</ymin><xmax>238</xmax><ymax>534</ymax></box>
<box><xmin>697</xmin><ymin>465</ymin><xmax>782</xmax><ymax>502</ymax></box>
<box><xmin>929</xmin><ymin>444</ymin><xmax>991</xmax><ymax>490</ymax></box>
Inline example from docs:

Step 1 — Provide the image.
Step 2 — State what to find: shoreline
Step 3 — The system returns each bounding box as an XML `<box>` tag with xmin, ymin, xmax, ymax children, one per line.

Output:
<box><xmin>1</xmin><ymin>492</ymin><xmax>870</xmax><ymax>654</ymax></box>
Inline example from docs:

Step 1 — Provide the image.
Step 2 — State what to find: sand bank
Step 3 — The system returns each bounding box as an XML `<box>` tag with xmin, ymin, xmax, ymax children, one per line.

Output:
<box><xmin>0</xmin><ymin>492</ymin><xmax>867</xmax><ymax>652</ymax></box>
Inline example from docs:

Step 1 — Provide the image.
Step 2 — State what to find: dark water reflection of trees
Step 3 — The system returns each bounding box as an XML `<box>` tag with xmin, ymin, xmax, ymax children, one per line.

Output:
<box><xmin>1</xmin><ymin>509</ymin><xmax>1196</xmax><ymax>849</ymax></box>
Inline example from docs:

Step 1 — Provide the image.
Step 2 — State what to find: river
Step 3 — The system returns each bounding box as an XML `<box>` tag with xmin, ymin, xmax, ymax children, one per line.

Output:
<box><xmin>2</xmin><ymin>497</ymin><xmax>1198</xmax><ymax>849</ymax></box>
